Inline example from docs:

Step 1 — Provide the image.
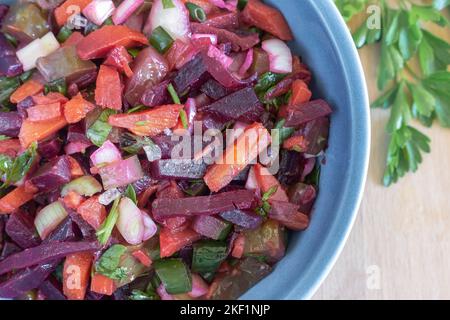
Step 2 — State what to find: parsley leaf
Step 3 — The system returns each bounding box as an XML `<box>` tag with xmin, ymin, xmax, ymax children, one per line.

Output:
<box><xmin>124</xmin><ymin>185</ymin><xmax>137</xmax><ymax>205</ymax></box>
<box><xmin>0</xmin><ymin>142</ymin><xmax>38</xmax><ymax>190</ymax></box>
<box><xmin>96</xmin><ymin>196</ymin><xmax>121</xmax><ymax>245</ymax></box>
<box><xmin>95</xmin><ymin>244</ymin><xmax>128</xmax><ymax>280</ymax></box>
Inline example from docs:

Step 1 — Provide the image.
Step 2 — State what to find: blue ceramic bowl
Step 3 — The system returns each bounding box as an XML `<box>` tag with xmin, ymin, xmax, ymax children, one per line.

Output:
<box><xmin>240</xmin><ymin>0</ymin><xmax>370</xmax><ymax>299</ymax></box>
<box><xmin>1</xmin><ymin>0</ymin><xmax>370</xmax><ymax>300</ymax></box>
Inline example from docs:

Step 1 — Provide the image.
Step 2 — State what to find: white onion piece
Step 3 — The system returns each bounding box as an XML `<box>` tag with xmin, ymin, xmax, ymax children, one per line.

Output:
<box><xmin>34</xmin><ymin>201</ymin><xmax>68</xmax><ymax>239</ymax></box>
<box><xmin>117</xmin><ymin>197</ymin><xmax>145</xmax><ymax>245</ymax></box>
<box><xmin>245</xmin><ymin>166</ymin><xmax>258</xmax><ymax>190</ymax></box>
<box><xmin>82</xmin><ymin>0</ymin><xmax>116</xmax><ymax>26</ymax></box>
<box><xmin>90</xmin><ymin>140</ymin><xmax>122</xmax><ymax>167</ymax></box>
<box><xmin>16</xmin><ymin>32</ymin><xmax>60</xmax><ymax>71</ymax></box>
<box><xmin>188</xmin><ymin>274</ymin><xmax>209</xmax><ymax>298</ymax></box>
<box><xmin>238</xmin><ymin>48</ymin><xmax>254</xmax><ymax>77</ymax></box>
<box><xmin>191</xmin><ymin>33</ymin><xmax>218</xmax><ymax>45</ymax></box>
<box><xmin>141</xmin><ymin>210</ymin><xmax>158</xmax><ymax>241</ymax></box>
<box><xmin>144</xmin><ymin>0</ymin><xmax>191</xmax><ymax>41</ymax></box>
<box><xmin>99</xmin><ymin>188</ymin><xmax>121</xmax><ymax>205</ymax></box>
<box><xmin>112</xmin><ymin>0</ymin><xmax>144</xmax><ymax>25</ymax></box>
<box><xmin>261</xmin><ymin>39</ymin><xmax>293</xmax><ymax>74</ymax></box>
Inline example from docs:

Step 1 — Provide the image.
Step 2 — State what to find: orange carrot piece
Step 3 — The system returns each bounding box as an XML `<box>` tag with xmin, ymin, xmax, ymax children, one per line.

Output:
<box><xmin>54</xmin><ymin>0</ymin><xmax>93</xmax><ymax>27</ymax></box>
<box><xmin>91</xmin><ymin>274</ymin><xmax>115</xmax><ymax>296</ymax></box>
<box><xmin>67</xmin><ymin>155</ymin><xmax>85</xmax><ymax>178</ymax></box>
<box><xmin>132</xmin><ymin>249</ymin><xmax>152</xmax><ymax>267</ymax></box>
<box><xmin>61</xmin><ymin>31</ymin><xmax>84</xmax><ymax>47</ymax></box>
<box><xmin>19</xmin><ymin>116</ymin><xmax>67</xmax><ymax>148</ymax></box>
<box><xmin>104</xmin><ymin>46</ymin><xmax>133</xmax><ymax>78</ymax></box>
<box><xmin>108</xmin><ymin>104</ymin><xmax>184</xmax><ymax>136</ymax></box>
<box><xmin>241</xmin><ymin>0</ymin><xmax>293</xmax><ymax>41</ymax></box>
<box><xmin>203</xmin><ymin>123</ymin><xmax>272</xmax><ymax>192</ymax></box>
<box><xmin>0</xmin><ymin>139</ymin><xmax>22</xmax><ymax>158</ymax></box>
<box><xmin>10</xmin><ymin>80</ymin><xmax>44</xmax><ymax>104</ymax></box>
<box><xmin>76</xmin><ymin>195</ymin><xmax>107</xmax><ymax>230</ymax></box>
<box><xmin>64</xmin><ymin>93</ymin><xmax>95</xmax><ymax>123</ymax></box>
<box><xmin>0</xmin><ymin>185</ymin><xmax>37</xmax><ymax>214</ymax></box>
<box><xmin>160</xmin><ymin>227</ymin><xmax>201</xmax><ymax>258</ymax></box>
<box><xmin>282</xmin><ymin>135</ymin><xmax>308</xmax><ymax>152</ymax></box>
<box><xmin>32</xmin><ymin>92</ymin><xmax>69</xmax><ymax>105</ymax></box>
<box><xmin>95</xmin><ymin>65</ymin><xmax>122</xmax><ymax>111</ymax></box>
<box><xmin>289</xmin><ymin>80</ymin><xmax>312</xmax><ymax>105</ymax></box>
<box><xmin>231</xmin><ymin>234</ymin><xmax>245</xmax><ymax>259</ymax></box>
<box><xmin>253</xmin><ymin>163</ymin><xmax>289</xmax><ymax>202</ymax></box>
<box><xmin>77</xmin><ymin>25</ymin><xmax>148</xmax><ymax>60</ymax></box>
<box><xmin>63</xmin><ymin>251</ymin><xmax>93</xmax><ymax>300</ymax></box>
<box><xmin>62</xmin><ymin>190</ymin><xmax>85</xmax><ymax>210</ymax></box>
<box><xmin>27</xmin><ymin>103</ymin><xmax>62</xmax><ymax>122</ymax></box>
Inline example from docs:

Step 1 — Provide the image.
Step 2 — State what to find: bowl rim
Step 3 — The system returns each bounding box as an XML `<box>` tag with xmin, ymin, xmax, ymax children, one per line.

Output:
<box><xmin>241</xmin><ymin>0</ymin><xmax>371</xmax><ymax>300</ymax></box>
<box><xmin>289</xmin><ymin>0</ymin><xmax>371</xmax><ymax>299</ymax></box>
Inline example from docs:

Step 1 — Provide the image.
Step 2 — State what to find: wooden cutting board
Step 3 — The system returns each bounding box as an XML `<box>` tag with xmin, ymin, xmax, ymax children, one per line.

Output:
<box><xmin>313</xmin><ymin>16</ymin><xmax>450</xmax><ymax>300</ymax></box>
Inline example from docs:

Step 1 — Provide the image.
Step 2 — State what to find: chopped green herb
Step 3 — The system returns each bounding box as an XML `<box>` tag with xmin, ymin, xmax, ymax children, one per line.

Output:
<box><xmin>120</xmin><ymin>132</ymin><xmax>156</xmax><ymax>155</ymax></box>
<box><xmin>96</xmin><ymin>197</ymin><xmax>121</xmax><ymax>245</ymax></box>
<box><xmin>44</xmin><ymin>78</ymin><xmax>67</xmax><ymax>96</ymax></box>
<box><xmin>162</xmin><ymin>0</ymin><xmax>175</xmax><ymax>9</ymax></box>
<box><xmin>186</xmin><ymin>2</ymin><xmax>206</xmax><ymax>22</ymax></box>
<box><xmin>135</xmin><ymin>121</ymin><xmax>148</xmax><ymax>126</ymax></box>
<box><xmin>0</xmin><ymin>142</ymin><xmax>38</xmax><ymax>190</ymax></box>
<box><xmin>124</xmin><ymin>185</ymin><xmax>137</xmax><ymax>205</ymax></box>
<box><xmin>167</xmin><ymin>83</ymin><xmax>181</xmax><ymax>104</ymax></box>
<box><xmin>57</xmin><ymin>25</ymin><xmax>73</xmax><ymax>43</ymax></box>
<box><xmin>127</xmin><ymin>105</ymin><xmax>146</xmax><ymax>114</ymax></box>
<box><xmin>129</xmin><ymin>289</ymin><xmax>160</xmax><ymax>300</ymax></box>
<box><xmin>87</xmin><ymin>109</ymin><xmax>117</xmax><ymax>147</ymax></box>
<box><xmin>95</xmin><ymin>244</ymin><xmax>128</xmax><ymax>280</ymax></box>
<box><xmin>150</xmin><ymin>26</ymin><xmax>174</xmax><ymax>54</ymax></box>
<box><xmin>127</xmin><ymin>48</ymin><xmax>141</xmax><ymax>58</ymax></box>
<box><xmin>237</xmin><ymin>0</ymin><xmax>248</xmax><ymax>11</ymax></box>
<box><xmin>4</xmin><ymin>33</ymin><xmax>18</xmax><ymax>47</ymax></box>
<box><xmin>179</xmin><ymin>109</ymin><xmax>188</xmax><ymax>129</ymax></box>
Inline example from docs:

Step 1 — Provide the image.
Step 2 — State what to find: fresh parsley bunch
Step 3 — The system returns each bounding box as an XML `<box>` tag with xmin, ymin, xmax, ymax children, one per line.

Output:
<box><xmin>335</xmin><ymin>0</ymin><xmax>450</xmax><ymax>186</ymax></box>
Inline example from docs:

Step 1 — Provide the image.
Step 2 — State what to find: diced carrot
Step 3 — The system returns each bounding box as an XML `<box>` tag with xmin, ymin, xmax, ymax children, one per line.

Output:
<box><xmin>231</xmin><ymin>234</ymin><xmax>245</xmax><ymax>259</ymax></box>
<box><xmin>289</xmin><ymin>80</ymin><xmax>312</xmax><ymax>105</ymax></box>
<box><xmin>77</xmin><ymin>25</ymin><xmax>148</xmax><ymax>60</ymax></box>
<box><xmin>241</xmin><ymin>0</ymin><xmax>293</xmax><ymax>41</ymax></box>
<box><xmin>95</xmin><ymin>65</ymin><xmax>122</xmax><ymax>111</ymax></box>
<box><xmin>165</xmin><ymin>39</ymin><xmax>197</xmax><ymax>71</ymax></box>
<box><xmin>64</xmin><ymin>93</ymin><xmax>95</xmax><ymax>123</ymax></box>
<box><xmin>10</xmin><ymin>80</ymin><xmax>44</xmax><ymax>104</ymax></box>
<box><xmin>19</xmin><ymin>116</ymin><xmax>67</xmax><ymax>148</ymax></box>
<box><xmin>108</xmin><ymin>104</ymin><xmax>184</xmax><ymax>137</ymax></box>
<box><xmin>54</xmin><ymin>0</ymin><xmax>93</xmax><ymax>27</ymax></box>
<box><xmin>63</xmin><ymin>251</ymin><xmax>93</xmax><ymax>300</ymax></box>
<box><xmin>253</xmin><ymin>163</ymin><xmax>289</xmax><ymax>202</ymax></box>
<box><xmin>0</xmin><ymin>185</ymin><xmax>37</xmax><ymax>214</ymax></box>
<box><xmin>61</xmin><ymin>31</ymin><xmax>84</xmax><ymax>47</ymax></box>
<box><xmin>27</xmin><ymin>103</ymin><xmax>62</xmax><ymax>122</ymax></box>
<box><xmin>62</xmin><ymin>191</ymin><xmax>85</xmax><ymax>210</ymax></box>
<box><xmin>132</xmin><ymin>249</ymin><xmax>152</xmax><ymax>267</ymax></box>
<box><xmin>203</xmin><ymin>122</ymin><xmax>272</xmax><ymax>192</ymax></box>
<box><xmin>91</xmin><ymin>274</ymin><xmax>115</xmax><ymax>296</ymax></box>
<box><xmin>67</xmin><ymin>155</ymin><xmax>84</xmax><ymax>178</ymax></box>
<box><xmin>32</xmin><ymin>92</ymin><xmax>69</xmax><ymax>105</ymax></box>
<box><xmin>0</xmin><ymin>139</ymin><xmax>22</xmax><ymax>157</ymax></box>
<box><xmin>159</xmin><ymin>227</ymin><xmax>201</xmax><ymax>258</ymax></box>
<box><xmin>104</xmin><ymin>46</ymin><xmax>133</xmax><ymax>78</ymax></box>
<box><xmin>76</xmin><ymin>195</ymin><xmax>107</xmax><ymax>230</ymax></box>
<box><xmin>282</xmin><ymin>135</ymin><xmax>308</xmax><ymax>152</ymax></box>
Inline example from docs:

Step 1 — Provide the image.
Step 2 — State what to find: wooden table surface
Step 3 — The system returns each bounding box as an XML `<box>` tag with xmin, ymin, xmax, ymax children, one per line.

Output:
<box><xmin>312</xmin><ymin>17</ymin><xmax>450</xmax><ymax>300</ymax></box>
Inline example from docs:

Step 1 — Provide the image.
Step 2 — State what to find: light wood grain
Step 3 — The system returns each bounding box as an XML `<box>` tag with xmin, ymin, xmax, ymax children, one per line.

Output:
<box><xmin>312</xmin><ymin>14</ymin><xmax>450</xmax><ymax>300</ymax></box>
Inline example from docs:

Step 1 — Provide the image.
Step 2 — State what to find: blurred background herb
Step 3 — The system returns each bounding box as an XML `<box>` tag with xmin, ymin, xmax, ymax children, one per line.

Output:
<box><xmin>334</xmin><ymin>0</ymin><xmax>450</xmax><ymax>186</ymax></box>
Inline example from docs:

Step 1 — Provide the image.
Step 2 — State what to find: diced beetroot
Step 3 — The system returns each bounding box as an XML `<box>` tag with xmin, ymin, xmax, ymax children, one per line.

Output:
<box><xmin>5</xmin><ymin>210</ymin><xmax>41</xmax><ymax>249</ymax></box>
<box><xmin>98</xmin><ymin>155</ymin><xmax>144</xmax><ymax>190</ymax></box>
<box><xmin>0</xmin><ymin>240</ymin><xmax>100</xmax><ymax>276</ymax></box>
<box><xmin>140</xmin><ymin>79</ymin><xmax>171</xmax><ymax>107</ymax></box>
<box><xmin>191</xmin><ymin>23</ymin><xmax>259</xmax><ymax>52</ymax></box>
<box><xmin>200</xmin><ymin>79</ymin><xmax>233</xmax><ymax>100</ymax></box>
<box><xmin>295</xmin><ymin>117</ymin><xmax>330</xmax><ymax>155</ymax></box>
<box><xmin>67</xmin><ymin>122</ymin><xmax>91</xmax><ymax>145</ymax></box>
<box><xmin>152</xmin><ymin>189</ymin><xmax>255</xmax><ymax>220</ymax></box>
<box><xmin>156</xmin><ymin>180</ymin><xmax>185</xmax><ymax>199</ymax></box>
<box><xmin>16</xmin><ymin>97</ymin><xmax>35</xmax><ymax>119</ymax></box>
<box><xmin>192</xmin><ymin>215</ymin><xmax>231</xmax><ymax>240</ymax></box>
<box><xmin>30</xmin><ymin>156</ymin><xmax>71</xmax><ymax>193</ymax></box>
<box><xmin>288</xmin><ymin>183</ymin><xmax>317</xmax><ymax>215</ymax></box>
<box><xmin>0</xmin><ymin>112</ymin><xmax>23</xmax><ymax>137</ymax></box>
<box><xmin>202</xmin><ymin>87</ymin><xmax>263</xmax><ymax>122</ymax></box>
<box><xmin>0</xmin><ymin>260</ymin><xmax>59</xmax><ymax>299</ymax></box>
<box><xmin>0</xmin><ymin>33</ymin><xmax>23</xmax><ymax>77</ymax></box>
<box><xmin>285</xmin><ymin>100</ymin><xmax>333</xmax><ymax>127</ymax></box>
<box><xmin>277</xmin><ymin>150</ymin><xmax>302</xmax><ymax>186</ymax></box>
<box><xmin>125</xmin><ymin>47</ymin><xmax>169</xmax><ymax>106</ymax></box>
<box><xmin>219</xmin><ymin>209</ymin><xmax>262</xmax><ymax>229</ymax></box>
<box><xmin>152</xmin><ymin>135</ymin><xmax>181</xmax><ymax>159</ymax></box>
<box><xmin>38</xmin><ymin>138</ymin><xmax>63</xmax><ymax>159</ymax></box>
<box><xmin>173</xmin><ymin>54</ymin><xmax>210</xmax><ymax>95</ymax></box>
<box><xmin>268</xmin><ymin>200</ymin><xmax>309</xmax><ymax>231</ymax></box>
<box><xmin>38</xmin><ymin>276</ymin><xmax>66</xmax><ymax>300</ymax></box>
<box><xmin>204</xmin><ymin>11</ymin><xmax>239</xmax><ymax>29</ymax></box>
<box><xmin>45</xmin><ymin>217</ymin><xmax>77</xmax><ymax>242</ymax></box>
<box><xmin>150</xmin><ymin>159</ymin><xmax>207</xmax><ymax>180</ymax></box>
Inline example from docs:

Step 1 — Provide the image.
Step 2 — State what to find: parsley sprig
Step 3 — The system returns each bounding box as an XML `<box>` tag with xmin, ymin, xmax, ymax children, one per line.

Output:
<box><xmin>335</xmin><ymin>0</ymin><xmax>450</xmax><ymax>185</ymax></box>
